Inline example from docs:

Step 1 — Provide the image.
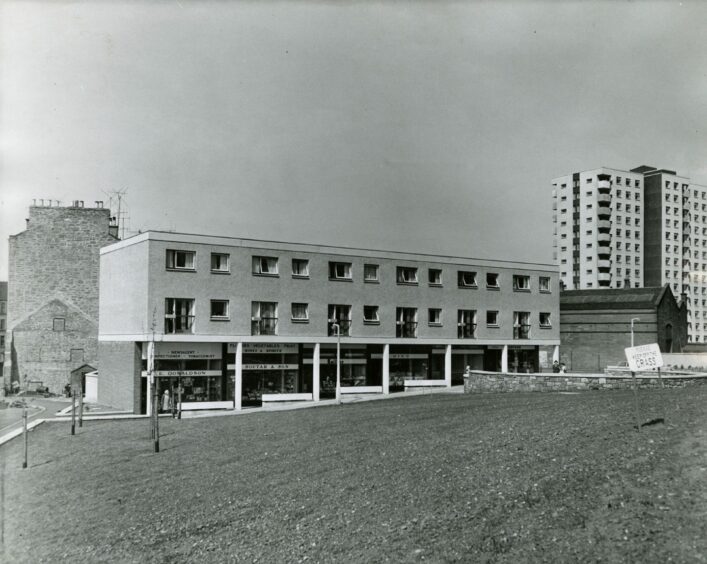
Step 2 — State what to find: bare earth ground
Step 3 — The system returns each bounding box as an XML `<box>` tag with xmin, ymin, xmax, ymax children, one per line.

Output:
<box><xmin>1</xmin><ymin>387</ymin><xmax>706</xmax><ymax>563</ymax></box>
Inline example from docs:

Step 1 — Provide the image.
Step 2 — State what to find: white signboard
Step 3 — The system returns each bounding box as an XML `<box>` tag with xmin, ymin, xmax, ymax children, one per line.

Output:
<box><xmin>228</xmin><ymin>343</ymin><xmax>298</xmax><ymax>354</ymax></box>
<box><xmin>141</xmin><ymin>370</ymin><xmax>222</xmax><ymax>378</ymax></box>
<box><xmin>624</xmin><ymin>343</ymin><xmax>663</xmax><ymax>372</ymax></box>
<box><xmin>242</xmin><ymin>363</ymin><xmax>299</xmax><ymax>371</ymax></box>
<box><xmin>143</xmin><ymin>342</ymin><xmax>222</xmax><ymax>360</ymax></box>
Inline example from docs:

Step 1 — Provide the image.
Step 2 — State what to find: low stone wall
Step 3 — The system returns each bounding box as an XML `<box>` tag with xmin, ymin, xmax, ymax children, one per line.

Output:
<box><xmin>464</xmin><ymin>370</ymin><xmax>707</xmax><ymax>393</ymax></box>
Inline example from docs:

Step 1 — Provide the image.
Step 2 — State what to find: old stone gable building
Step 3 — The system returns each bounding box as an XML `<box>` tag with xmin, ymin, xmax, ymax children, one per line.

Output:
<box><xmin>559</xmin><ymin>285</ymin><xmax>687</xmax><ymax>372</ymax></box>
<box><xmin>3</xmin><ymin>202</ymin><xmax>118</xmax><ymax>393</ymax></box>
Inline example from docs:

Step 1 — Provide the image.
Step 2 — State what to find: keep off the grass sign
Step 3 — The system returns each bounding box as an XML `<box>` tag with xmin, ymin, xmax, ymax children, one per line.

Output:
<box><xmin>624</xmin><ymin>343</ymin><xmax>664</xmax><ymax>372</ymax></box>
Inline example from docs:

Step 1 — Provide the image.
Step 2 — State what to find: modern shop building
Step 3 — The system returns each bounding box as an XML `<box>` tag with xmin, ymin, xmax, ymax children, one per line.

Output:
<box><xmin>98</xmin><ymin>232</ymin><xmax>560</xmax><ymax>413</ymax></box>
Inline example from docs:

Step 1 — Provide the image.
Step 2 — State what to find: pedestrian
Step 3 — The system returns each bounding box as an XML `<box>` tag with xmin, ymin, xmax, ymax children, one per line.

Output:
<box><xmin>161</xmin><ymin>389</ymin><xmax>170</xmax><ymax>413</ymax></box>
<box><xmin>559</xmin><ymin>363</ymin><xmax>567</xmax><ymax>374</ymax></box>
<box><xmin>552</xmin><ymin>360</ymin><xmax>560</xmax><ymax>373</ymax></box>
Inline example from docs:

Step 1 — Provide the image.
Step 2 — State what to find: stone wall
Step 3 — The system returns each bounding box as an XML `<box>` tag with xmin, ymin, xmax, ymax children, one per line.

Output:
<box><xmin>464</xmin><ymin>370</ymin><xmax>707</xmax><ymax>393</ymax></box>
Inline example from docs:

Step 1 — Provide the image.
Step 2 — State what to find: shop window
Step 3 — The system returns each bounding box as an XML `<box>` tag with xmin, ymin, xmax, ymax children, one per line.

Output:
<box><xmin>396</xmin><ymin>307</ymin><xmax>418</xmax><ymax>338</ymax></box>
<box><xmin>53</xmin><ymin>317</ymin><xmax>65</xmax><ymax>331</ymax></box>
<box><xmin>210</xmin><ymin>253</ymin><xmax>230</xmax><ymax>273</ymax></box>
<box><xmin>428</xmin><ymin>268</ymin><xmax>443</xmax><ymax>286</ymax></box>
<box><xmin>292</xmin><ymin>259</ymin><xmax>309</xmax><ymax>278</ymax></box>
<box><xmin>428</xmin><ymin>308</ymin><xmax>442</xmax><ymax>326</ymax></box>
<box><xmin>486</xmin><ymin>273</ymin><xmax>499</xmax><ymax>289</ymax></box>
<box><xmin>364</xmin><ymin>264</ymin><xmax>379</xmax><ymax>283</ymax></box>
<box><xmin>513</xmin><ymin>275</ymin><xmax>531</xmax><ymax>291</ymax></box>
<box><xmin>396</xmin><ymin>266</ymin><xmax>419</xmax><ymax>285</ymax></box>
<box><xmin>457</xmin><ymin>310</ymin><xmax>477</xmax><ymax>338</ymax></box>
<box><xmin>210</xmin><ymin>300</ymin><xmax>229</xmax><ymax>320</ymax></box>
<box><xmin>457</xmin><ymin>271</ymin><xmax>477</xmax><ymax>288</ymax></box>
<box><xmin>328</xmin><ymin>304</ymin><xmax>352</xmax><ymax>336</ymax></box>
<box><xmin>251</xmin><ymin>302</ymin><xmax>278</xmax><ymax>335</ymax></box>
<box><xmin>513</xmin><ymin>311</ymin><xmax>531</xmax><ymax>339</ymax></box>
<box><xmin>166</xmin><ymin>249</ymin><xmax>195</xmax><ymax>271</ymax></box>
<box><xmin>291</xmin><ymin>303</ymin><xmax>309</xmax><ymax>323</ymax></box>
<box><xmin>329</xmin><ymin>262</ymin><xmax>352</xmax><ymax>281</ymax></box>
<box><xmin>363</xmin><ymin>305</ymin><xmax>379</xmax><ymax>324</ymax></box>
<box><xmin>539</xmin><ymin>312</ymin><xmax>551</xmax><ymax>328</ymax></box>
<box><xmin>486</xmin><ymin>310</ymin><xmax>499</xmax><ymax>327</ymax></box>
<box><xmin>252</xmin><ymin>256</ymin><xmax>279</xmax><ymax>276</ymax></box>
<box><xmin>539</xmin><ymin>276</ymin><xmax>551</xmax><ymax>292</ymax></box>
<box><xmin>165</xmin><ymin>298</ymin><xmax>195</xmax><ymax>334</ymax></box>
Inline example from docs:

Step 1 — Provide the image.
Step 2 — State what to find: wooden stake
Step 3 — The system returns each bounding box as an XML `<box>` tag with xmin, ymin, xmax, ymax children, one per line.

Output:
<box><xmin>631</xmin><ymin>371</ymin><xmax>640</xmax><ymax>432</ymax></box>
<box><xmin>22</xmin><ymin>406</ymin><xmax>28</xmax><ymax>469</ymax></box>
<box><xmin>71</xmin><ymin>391</ymin><xmax>76</xmax><ymax>436</ymax></box>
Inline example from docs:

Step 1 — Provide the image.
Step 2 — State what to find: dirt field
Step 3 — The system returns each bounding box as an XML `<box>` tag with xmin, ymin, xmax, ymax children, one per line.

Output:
<box><xmin>2</xmin><ymin>387</ymin><xmax>706</xmax><ymax>563</ymax></box>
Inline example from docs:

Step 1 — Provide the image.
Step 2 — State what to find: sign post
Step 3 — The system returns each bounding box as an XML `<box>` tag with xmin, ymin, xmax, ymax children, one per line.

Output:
<box><xmin>23</xmin><ymin>406</ymin><xmax>28</xmax><ymax>469</ymax></box>
<box><xmin>624</xmin><ymin>344</ymin><xmax>664</xmax><ymax>432</ymax></box>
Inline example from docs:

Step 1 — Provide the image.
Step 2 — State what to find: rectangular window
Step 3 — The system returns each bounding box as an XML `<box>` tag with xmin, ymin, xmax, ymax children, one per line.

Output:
<box><xmin>364</xmin><ymin>264</ymin><xmax>379</xmax><ymax>282</ymax></box>
<box><xmin>457</xmin><ymin>271</ymin><xmax>477</xmax><ymax>288</ymax></box>
<box><xmin>328</xmin><ymin>304</ymin><xmax>352</xmax><ymax>336</ymax></box>
<box><xmin>396</xmin><ymin>307</ymin><xmax>418</xmax><ymax>338</ymax></box>
<box><xmin>513</xmin><ymin>311</ymin><xmax>531</xmax><ymax>339</ymax></box>
<box><xmin>486</xmin><ymin>272</ymin><xmax>499</xmax><ymax>289</ymax></box>
<box><xmin>363</xmin><ymin>305</ymin><xmax>379</xmax><ymax>324</ymax></box>
<box><xmin>457</xmin><ymin>310</ymin><xmax>477</xmax><ymax>338</ymax></box>
<box><xmin>539</xmin><ymin>276</ymin><xmax>551</xmax><ymax>292</ymax></box>
<box><xmin>210</xmin><ymin>253</ymin><xmax>230</xmax><ymax>273</ymax></box>
<box><xmin>513</xmin><ymin>275</ymin><xmax>531</xmax><ymax>291</ymax></box>
<box><xmin>251</xmin><ymin>301</ymin><xmax>278</xmax><ymax>335</ymax></box>
<box><xmin>292</xmin><ymin>259</ymin><xmax>309</xmax><ymax>278</ymax></box>
<box><xmin>428</xmin><ymin>268</ymin><xmax>442</xmax><ymax>286</ymax></box>
<box><xmin>252</xmin><ymin>256</ymin><xmax>279</xmax><ymax>276</ymax></box>
<box><xmin>486</xmin><ymin>310</ymin><xmax>499</xmax><ymax>327</ymax></box>
<box><xmin>396</xmin><ymin>266</ymin><xmax>419</xmax><ymax>285</ymax></box>
<box><xmin>291</xmin><ymin>303</ymin><xmax>309</xmax><ymax>322</ymax></box>
<box><xmin>428</xmin><ymin>308</ymin><xmax>442</xmax><ymax>326</ymax></box>
<box><xmin>0</xmin><ymin>319</ymin><xmax>5</xmax><ymax>331</ymax></box>
<box><xmin>210</xmin><ymin>300</ymin><xmax>229</xmax><ymax>320</ymax></box>
<box><xmin>329</xmin><ymin>261</ymin><xmax>352</xmax><ymax>281</ymax></box>
<box><xmin>166</xmin><ymin>249</ymin><xmax>195</xmax><ymax>270</ymax></box>
<box><xmin>539</xmin><ymin>312</ymin><xmax>551</xmax><ymax>327</ymax></box>
<box><xmin>165</xmin><ymin>298</ymin><xmax>195</xmax><ymax>334</ymax></box>
<box><xmin>0</xmin><ymin>301</ymin><xmax>5</xmax><ymax>314</ymax></box>
<box><xmin>53</xmin><ymin>317</ymin><xmax>65</xmax><ymax>331</ymax></box>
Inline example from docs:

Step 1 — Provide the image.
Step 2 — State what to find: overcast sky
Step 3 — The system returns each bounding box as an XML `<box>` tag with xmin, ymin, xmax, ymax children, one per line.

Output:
<box><xmin>1</xmin><ymin>1</ymin><xmax>706</xmax><ymax>280</ymax></box>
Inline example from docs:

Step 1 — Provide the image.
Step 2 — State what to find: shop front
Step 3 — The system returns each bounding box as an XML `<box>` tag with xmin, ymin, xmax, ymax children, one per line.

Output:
<box><xmin>508</xmin><ymin>345</ymin><xmax>539</xmax><ymax>373</ymax></box>
<box><xmin>302</xmin><ymin>344</ymin><xmax>384</xmax><ymax>398</ymax></box>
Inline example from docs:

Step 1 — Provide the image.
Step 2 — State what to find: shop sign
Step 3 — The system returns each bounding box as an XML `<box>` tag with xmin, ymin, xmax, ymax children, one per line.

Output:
<box><xmin>625</xmin><ymin>344</ymin><xmax>663</xmax><ymax>372</ymax></box>
<box><xmin>242</xmin><ymin>363</ymin><xmax>299</xmax><ymax>370</ymax></box>
<box><xmin>229</xmin><ymin>343</ymin><xmax>298</xmax><ymax>354</ymax></box>
<box><xmin>145</xmin><ymin>342</ymin><xmax>222</xmax><ymax>360</ymax></box>
<box><xmin>371</xmin><ymin>353</ymin><xmax>428</xmax><ymax>360</ymax></box>
<box><xmin>142</xmin><ymin>369</ymin><xmax>222</xmax><ymax>377</ymax></box>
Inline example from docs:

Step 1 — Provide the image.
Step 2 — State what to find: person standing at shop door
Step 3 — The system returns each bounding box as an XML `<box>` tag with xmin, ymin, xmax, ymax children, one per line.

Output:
<box><xmin>162</xmin><ymin>389</ymin><xmax>171</xmax><ymax>413</ymax></box>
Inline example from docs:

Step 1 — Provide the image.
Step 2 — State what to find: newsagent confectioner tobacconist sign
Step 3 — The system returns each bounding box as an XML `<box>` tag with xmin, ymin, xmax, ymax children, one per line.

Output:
<box><xmin>142</xmin><ymin>342</ymin><xmax>223</xmax><ymax>360</ymax></box>
<box><xmin>624</xmin><ymin>343</ymin><xmax>664</xmax><ymax>372</ymax></box>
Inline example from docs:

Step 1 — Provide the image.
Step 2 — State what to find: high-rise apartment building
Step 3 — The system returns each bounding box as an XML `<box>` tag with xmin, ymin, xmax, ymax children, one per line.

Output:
<box><xmin>552</xmin><ymin>165</ymin><xmax>707</xmax><ymax>343</ymax></box>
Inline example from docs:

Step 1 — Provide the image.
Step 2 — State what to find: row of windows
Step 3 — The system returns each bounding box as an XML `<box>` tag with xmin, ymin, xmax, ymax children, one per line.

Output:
<box><xmin>165</xmin><ymin>250</ymin><xmax>552</xmax><ymax>291</ymax></box>
<box><xmin>554</xmin><ymin>177</ymin><xmax>641</xmax><ymax>188</ymax></box>
<box><xmin>164</xmin><ymin>298</ymin><xmax>551</xmax><ymax>339</ymax></box>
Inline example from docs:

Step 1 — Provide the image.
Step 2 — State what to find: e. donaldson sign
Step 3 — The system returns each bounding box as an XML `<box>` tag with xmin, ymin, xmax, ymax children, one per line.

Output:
<box><xmin>624</xmin><ymin>343</ymin><xmax>664</xmax><ymax>372</ymax></box>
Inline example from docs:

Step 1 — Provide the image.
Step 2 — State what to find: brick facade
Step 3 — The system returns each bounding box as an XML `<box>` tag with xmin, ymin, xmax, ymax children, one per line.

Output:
<box><xmin>4</xmin><ymin>204</ymin><xmax>117</xmax><ymax>393</ymax></box>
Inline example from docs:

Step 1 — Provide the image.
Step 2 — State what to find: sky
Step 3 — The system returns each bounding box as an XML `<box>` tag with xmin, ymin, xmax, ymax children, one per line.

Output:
<box><xmin>1</xmin><ymin>1</ymin><xmax>706</xmax><ymax>280</ymax></box>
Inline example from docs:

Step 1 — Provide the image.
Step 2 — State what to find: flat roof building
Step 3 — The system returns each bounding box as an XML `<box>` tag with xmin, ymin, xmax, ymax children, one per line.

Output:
<box><xmin>98</xmin><ymin>231</ymin><xmax>560</xmax><ymax>413</ymax></box>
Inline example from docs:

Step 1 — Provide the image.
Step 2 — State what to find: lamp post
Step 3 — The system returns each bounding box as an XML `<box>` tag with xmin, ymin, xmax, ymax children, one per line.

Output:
<box><xmin>331</xmin><ymin>321</ymin><xmax>341</xmax><ymax>404</ymax></box>
<box><xmin>630</xmin><ymin>317</ymin><xmax>640</xmax><ymax>348</ymax></box>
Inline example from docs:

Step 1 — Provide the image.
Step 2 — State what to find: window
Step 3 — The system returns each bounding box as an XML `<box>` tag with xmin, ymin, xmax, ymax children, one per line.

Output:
<box><xmin>513</xmin><ymin>311</ymin><xmax>531</xmax><ymax>339</ymax></box>
<box><xmin>486</xmin><ymin>310</ymin><xmax>499</xmax><ymax>327</ymax></box>
<box><xmin>396</xmin><ymin>266</ymin><xmax>419</xmax><ymax>285</ymax></box>
<box><xmin>396</xmin><ymin>307</ymin><xmax>418</xmax><ymax>338</ymax></box>
<box><xmin>210</xmin><ymin>300</ymin><xmax>229</xmax><ymax>320</ymax></box>
<box><xmin>166</xmin><ymin>249</ymin><xmax>195</xmax><ymax>270</ymax></box>
<box><xmin>457</xmin><ymin>310</ymin><xmax>477</xmax><ymax>338</ymax></box>
<box><xmin>328</xmin><ymin>304</ymin><xmax>352</xmax><ymax>336</ymax></box>
<box><xmin>364</xmin><ymin>264</ymin><xmax>379</xmax><ymax>282</ymax></box>
<box><xmin>0</xmin><ymin>301</ymin><xmax>5</xmax><ymax>314</ymax></box>
<box><xmin>486</xmin><ymin>273</ymin><xmax>499</xmax><ymax>289</ymax></box>
<box><xmin>210</xmin><ymin>253</ymin><xmax>229</xmax><ymax>273</ymax></box>
<box><xmin>539</xmin><ymin>312</ymin><xmax>551</xmax><ymax>327</ymax></box>
<box><xmin>252</xmin><ymin>256</ymin><xmax>279</xmax><ymax>276</ymax></box>
<box><xmin>363</xmin><ymin>305</ymin><xmax>379</xmax><ymax>324</ymax></box>
<box><xmin>251</xmin><ymin>302</ymin><xmax>278</xmax><ymax>335</ymax></box>
<box><xmin>291</xmin><ymin>303</ymin><xmax>309</xmax><ymax>322</ymax></box>
<box><xmin>428</xmin><ymin>268</ymin><xmax>443</xmax><ymax>286</ymax></box>
<box><xmin>513</xmin><ymin>275</ymin><xmax>531</xmax><ymax>291</ymax></box>
<box><xmin>53</xmin><ymin>317</ymin><xmax>65</xmax><ymax>331</ymax></box>
<box><xmin>292</xmin><ymin>259</ymin><xmax>309</xmax><ymax>278</ymax></box>
<box><xmin>0</xmin><ymin>336</ymin><xmax>4</xmax><ymax>348</ymax></box>
<box><xmin>428</xmin><ymin>308</ymin><xmax>442</xmax><ymax>326</ymax></box>
<box><xmin>165</xmin><ymin>298</ymin><xmax>195</xmax><ymax>334</ymax></box>
<box><xmin>539</xmin><ymin>276</ymin><xmax>551</xmax><ymax>292</ymax></box>
<box><xmin>329</xmin><ymin>261</ymin><xmax>352</xmax><ymax>281</ymax></box>
<box><xmin>458</xmin><ymin>271</ymin><xmax>478</xmax><ymax>288</ymax></box>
